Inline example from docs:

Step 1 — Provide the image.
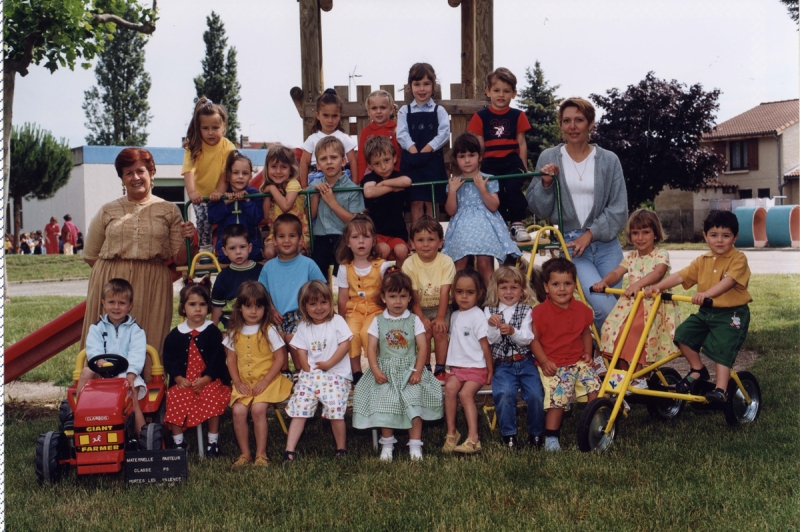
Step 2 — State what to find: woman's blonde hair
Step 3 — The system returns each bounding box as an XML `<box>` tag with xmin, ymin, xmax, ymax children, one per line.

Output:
<box><xmin>625</xmin><ymin>209</ymin><xmax>666</xmax><ymax>244</ymax></box>
<box><xmin>261</xmin><ymin>144</ymin><xmax>299</xmax><ymax>194</ymax></box>
<box><xmin>297</xmin><ymin>280</ymin><xmax>334</xmax><ymax>323</ymax></box>
<box><xmin>226</xmin><ymin>281</ymin><xmax>275</xmax><ymax>345</ymax></box>
<box><xmin>335</xmin><ymin>213</ymin><xmax>382</xmax><ymax>264</ymax></box>
<box><xmin>365</xmin><ymin>90</ymin><xmax>398</xmax><ymax>122</ymax></box>
<box><xmin>485</xmin><ymin>266</ymin><xmax>538</xmax><ymax>307</ymax></box>
<box><xmin>557</xmin><ymin>97</ymin><xmax>596</xmax><ymax>126</ymax></box>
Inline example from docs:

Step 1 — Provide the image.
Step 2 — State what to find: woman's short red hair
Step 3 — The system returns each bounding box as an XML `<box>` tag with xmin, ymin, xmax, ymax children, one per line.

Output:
<box><xmin>114</xmin><ymin>148</ymin><xmax>156</xmax><ymax>178</ymax></box>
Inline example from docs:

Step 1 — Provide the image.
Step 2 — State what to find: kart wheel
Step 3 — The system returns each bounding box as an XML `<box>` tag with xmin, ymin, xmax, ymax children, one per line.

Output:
<box><xmin>725</xmin><ymin>371</ymin><xmax>761</xmax><ymax>426</ymax></box>
<box><xmin>151</xmin><ymin>397</ymin><xmax>166</xmax><ymax>426</ymax></box>
<box><xmin>577</xmin><ymin>398</ymin><xmax>617</xmax><ymax>453</ymax></box>
<box><xmin>35</xmin><ymin>431</ymin><xmax>67</xmax><ymax>483</ymax></box>
<box><xmin>57</xmin><ymin>400</ymin><xmax>72</xmax><ymax>431</ymax></box>
<box><xmin>646</xmin><ymin>368</ymin><xmax>685</xmax><ymax>420</ymax></box>
<box><xmin>139</xmin><ymin>423</ymin><xmax>163</xmax><ymax>451</ymax></box>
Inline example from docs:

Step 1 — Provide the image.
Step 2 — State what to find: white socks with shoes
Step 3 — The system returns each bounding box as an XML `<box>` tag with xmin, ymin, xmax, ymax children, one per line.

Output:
<box><xmin>408</xmin><ymin>439</ymin><xmax>423</xmax><ymax>461</ymax></box>
<box><xmin>379</xmin><ymin>436</ymin><xmax>397</xmax><ymax>462</ymax></box>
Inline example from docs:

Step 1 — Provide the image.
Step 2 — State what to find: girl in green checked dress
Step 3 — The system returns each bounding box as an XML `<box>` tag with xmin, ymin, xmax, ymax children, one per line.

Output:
<box><xmin>352</xmin><ymin>272</ymin><xmax>443</xmax><ymax>461</ymax></box>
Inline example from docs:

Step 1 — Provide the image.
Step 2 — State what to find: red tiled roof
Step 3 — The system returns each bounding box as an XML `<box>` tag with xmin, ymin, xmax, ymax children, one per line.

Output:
<box><xmin>241</xmin><ymin>141</ymin><xmax>274</xmax><ymax>149</ymax></box>
<box><xmin>703</xmin><ymin>99</ymin><xmax>799</xmax><ymax>140</ymax></box>
<box><xmin>702</xmin><ymin>178</ymin><xmax>737</xmax><ymax>189</ymax></box>
<box><xmin>785</xmin><ymin>166</ymin><xmax>800</xmax><ymax>178</ymax></box>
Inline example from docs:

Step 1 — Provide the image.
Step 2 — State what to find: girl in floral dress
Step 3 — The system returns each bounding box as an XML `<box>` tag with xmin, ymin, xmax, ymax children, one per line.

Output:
<box><xmin>592</xmin><ymin>210</ymin><xmax>681</xmax><ymax>389</ymax></box>
<box><xmin>443</xmin><ymin>132</ymin><xmax>520</xmax><ymax>287</ymax></box>
<box><xmin>163</xmin><ymin>281</ymin><xmax>231</xmax><ymax>457</ymax></box>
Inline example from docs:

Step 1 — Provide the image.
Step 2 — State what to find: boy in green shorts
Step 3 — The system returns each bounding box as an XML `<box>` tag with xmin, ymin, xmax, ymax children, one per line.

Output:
<box><xmin>648</xmin><ymin>210</ymin><xmax>751</xmax><ymax>403</ymax></box>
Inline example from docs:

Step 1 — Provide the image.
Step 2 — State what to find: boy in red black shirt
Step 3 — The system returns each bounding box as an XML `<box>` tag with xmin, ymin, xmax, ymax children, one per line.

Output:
<box><xmin>531</xmin><ymin>257</ymin><xmax>600</xmax><ymax>451</ymax></box>
<box><xmin>467</xmin><ymin>67</ymin><xmax>532</xmax><ymax>242</ymax></box>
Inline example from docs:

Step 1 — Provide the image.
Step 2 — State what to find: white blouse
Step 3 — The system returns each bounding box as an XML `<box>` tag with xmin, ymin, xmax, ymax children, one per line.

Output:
<box><xmin>561</xmin><ymin>145</ymin><xmax>596</xmax><ymax>227</ymax></box>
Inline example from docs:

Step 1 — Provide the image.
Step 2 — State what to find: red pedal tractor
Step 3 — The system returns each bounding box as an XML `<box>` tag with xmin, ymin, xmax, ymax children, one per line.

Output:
<box><xmin>35</xmin><ymin>346</ymin><xmax>167</xmax><ymax>483</ymax></box>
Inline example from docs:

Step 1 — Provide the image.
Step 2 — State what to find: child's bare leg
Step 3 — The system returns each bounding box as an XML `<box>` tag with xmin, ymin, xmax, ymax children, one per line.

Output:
<box><xmin>171</xmin><ymin>424</ymin><xmax>184</xmax><ymax>436</ymax></box>
<box><xmin>252</xmin><ymin>402</ymin><xmax>269</xmax><ymax>457</ymax></box>
<box><xmin>423</xmin><ymin>201</ymin><xmax>433</xmax><ymax>218</ymax></box>
<box><xmin>285</xmin><ymin>335</ymin><xmax>298</xmax><ymax>371</ymax></box>
<box><xmin>678</xmin><ymin>342</ymin><xmax>704</xmax><ymax>371</ymax></box>
<box><xmin>76</xmin><ymin>367</ymin><xmax>98</xmax><ymax>398</ymax></box>
<box><xmin>263</xmin><ymin>243</ymin><xmax>277</xmax><ymax>261</ymax></box>
<box><xmin>409</xmin><ymin>417</ymin><xmax>423</xmax><ymax>440</ymax></box>
<box><xmin>393</xmin><ymin>244</ymin><xmax>409</xmax><ymax>269</ymax></box>
<box><xmin>350</xmin><ymin>354</ymin><xmax>362</xmax><ymax>375</ymax></box>
<box><xmin>459</xmin><ymin>381</ymin><xmax>483</xmax><ymax>442</ymax></box>
<box><xmin>410</xmin><ymin>201</ymin><xmax>424</xmax><ymax>223</ymax></box>
<box><xmin>453</xmin><ymin>257</ymin><xmax>469</xmax><ymax>271</ymax></box>
<box><xmin>715</xmin><ymin>364</ymin><xmax>731</xmax><ymax>391</ymax></box>
<box><xmin>444</xmin><ymin>377</ymin><xmax>464</xmax><ymax>434</ymax></box>
<box><xmin>207</xmin><ymin>415</ymin><xmax>220</xmax><ymax>434</ymax></box>
<box><xmin>133</xmin><ymin>401</ymin><xmax>145</xmax><ymax>436</ymax></box>
<box><xmin>433</xmin><ymin>329</ymin><xmax>449</xmax><ymax>366</ymax></box>
<box><xmin>545</xmin><ymin>408</ymin><xmax>564</xmax><ymax>431</ymax></box>
<box><xmin>285</xmin><ymin>417</ymin><xmax>307</xmax><ymax>453</ymax></box>
<box><xmin>330</xmin><ymin>419</ymin><xmax>346</xmax><ymax>450</ymax></box>
<box><xmin>232</xmin><ymin>402</ymin><xmax>251</xmax><ymax>458</ymax></box>
<box><xmin>476</xmin><ymin>255</ymin><xmax>495</xmax><ymax>288</ymax></box>
<box><xmin>142</xmin><ymin>355</ymin><xmax>152</xmax><ymax>383</ymax></box>
<box><xmin>380</xmin><ymin>428</ymin><xmax>395</xmax><ymax>439</ymax></box>
<box><xmin>378</xmin><ymin>242</ymin><xmax>391</xmax><ymax>259</ymax></box>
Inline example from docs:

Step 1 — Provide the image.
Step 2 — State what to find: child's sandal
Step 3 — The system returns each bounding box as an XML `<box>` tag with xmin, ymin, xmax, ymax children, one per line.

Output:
<box><xmin>675</xmin><ymin>366</ymin><xmax>709</xmax><ymax>393</ymax></box>
<box><xmin>283</xmin><ymin>450</ymin><xmax>297</xmax><ymax>463</ymax></box>
<box><xmin>704</xmin><ymin>388</ymin><xmax>728</xmax><ymax>404</ymax></box>
<box><xmin>335</xmin><ymin>449</ymin><xmax>348</xmax><ymax>458</ymax></box>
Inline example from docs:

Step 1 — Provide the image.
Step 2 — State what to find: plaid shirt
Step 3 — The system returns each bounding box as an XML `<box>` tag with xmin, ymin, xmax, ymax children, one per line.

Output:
<box><xmin>486</xmin><ymin>303</ymin><xmax>532</xmax><ymax>360</ymax></box>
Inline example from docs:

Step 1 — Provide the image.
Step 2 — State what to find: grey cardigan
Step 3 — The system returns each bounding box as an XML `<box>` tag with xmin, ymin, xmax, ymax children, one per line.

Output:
<box><xmin>526</xmin><ymin>144</ymin><xmax>628</xmax><ymax>243</ymax></box>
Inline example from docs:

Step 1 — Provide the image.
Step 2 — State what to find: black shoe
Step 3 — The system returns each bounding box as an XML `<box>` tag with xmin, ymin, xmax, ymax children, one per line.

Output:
<box><xmin>705</xmin><ymin>388</ymin><xmax>727</xmax><ymax>404</ymax></box>
<box><xmin>206</xmin><ymin>442</ymin><xmax>220</xmax><ymax>458</ymax></box>
<box><xmin>529</xmin><ymin>434</ymin><xmax>543</xmax><ymax>450</ymax></box>
<box><xmin>352</xmin><ymin>371</ymin><xmax>363</xmax><ymax>385</ymax></box>
<box><xmin>280</xmin><ymin>370</ymin><xmax>293</xmax><ymax>381</ymax></box>
<box><xmin>174</xmin><ymin>441</ymin><xmax>188</xmax><ymax>451</ymax></box>
<box><xmin>502</xmin><ymin>435</ymin><xmax>518</xmax><ymax>450</ymax></box>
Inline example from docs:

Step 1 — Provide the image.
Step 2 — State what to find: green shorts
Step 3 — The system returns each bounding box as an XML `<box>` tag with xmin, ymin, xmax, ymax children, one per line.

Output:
<box><xmin>673</xmin><ymin>305</ymin><xmax>750</xmax><ymax>368</ymax></box>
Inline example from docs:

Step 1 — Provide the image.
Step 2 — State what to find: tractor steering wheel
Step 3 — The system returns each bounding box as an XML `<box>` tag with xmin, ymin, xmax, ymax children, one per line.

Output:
<box><xmin>87</xmin><ymin>354</ymin><xmax>129</xmax><ymax>379</ymax></box>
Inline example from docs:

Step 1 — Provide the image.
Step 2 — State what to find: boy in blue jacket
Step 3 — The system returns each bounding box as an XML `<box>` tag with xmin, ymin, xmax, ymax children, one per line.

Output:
<box><xmin>77</xmin><ymin>278</ymin><xmax>147</xmax><ymax>435</ymax></box>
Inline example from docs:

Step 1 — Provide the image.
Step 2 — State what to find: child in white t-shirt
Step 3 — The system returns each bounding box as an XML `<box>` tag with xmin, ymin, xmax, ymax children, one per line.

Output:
<box><xmin>299</xmin><ymin>89</ymin><xmax>358</xmax><ymax>187</ymax></box>
<box><xmin>284</xmin><ymin>280</ymin><xmax>353</xmax><ymax>461</ymax></box>
<box><xmin>442</xmin><ymin>270</ymin><xmax>493</xmax><ymax>455</ymax></box>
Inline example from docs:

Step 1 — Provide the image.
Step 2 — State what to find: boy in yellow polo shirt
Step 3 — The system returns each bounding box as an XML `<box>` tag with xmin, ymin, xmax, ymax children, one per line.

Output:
<box><xmin>647</xmin><ymin>211</ymin><xmax>751</xmax><ymax>403</ymax></box>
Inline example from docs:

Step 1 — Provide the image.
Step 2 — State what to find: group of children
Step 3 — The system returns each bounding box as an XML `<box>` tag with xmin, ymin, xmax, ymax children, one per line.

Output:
<box><xmin>77</xmin><ymin>203</ymin><xmax>752</xmax><ymax>464</ymax></box>
<box><xmin>75</xmin><ymin>61</ymin><xmax>753</xmax><ymax>466</ymax></box>
<box><xmin>178</xmin><ymin>64</ymin><xmax>533</xmax><ymax>285</ymax></box>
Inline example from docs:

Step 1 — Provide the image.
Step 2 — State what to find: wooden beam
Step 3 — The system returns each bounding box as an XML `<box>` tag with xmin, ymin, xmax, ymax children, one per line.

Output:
<box><xmin>475</xmin><ymin>0</ymin><xmax>493</xmax><ymax>91</ymax></box>
<box><xmin>290</xmin><ymin>86</ymin><xmax>304</xmax><ymax>118</ymax></box>
<box><xmin>450</xmin><ymin>83</ymin><xmax>469</xmax><ymax>141</ymax></box>
<box><xmin>461</xmin><ymin>0</ymin><xmax>476</xmax><ymax>99</ymax></box>
<box><xmin>448</xmin><ymin>0</ymin><xmax>462</xmax><ymax>7</ymax></box>
<box><xmin>319</xmin><ymin>0</ymin><xmax>333</xmax><ymax>12</ymax></box>
<box><xmin>299</xmin><ymin>0</ymin><xmax>323</xmax><ymax>139</ymax></box>
<box><xmin>303</xmin><ymin>99</ymin><xmax>486</xmax><ymax>119</ymax></box>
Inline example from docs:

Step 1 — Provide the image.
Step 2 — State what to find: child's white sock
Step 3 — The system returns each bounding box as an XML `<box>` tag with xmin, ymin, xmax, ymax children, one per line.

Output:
<box><xmin>379</xmin><ymin>436</ymin><xmax>397</xmax><ymax>462</ymax></box>
<box><xmin>408</xmin><ymin>439</ymin><xmax>423</xmax><ymax>461</ymax></box>
<box><xmin>172</xmin><ymin>433</ymin><xmax>184</xmax><ymax>445</ymax></box>
<box><xmin>207</xmin><ymin>432</ymin><xmax>219</xmax><ymax>444</ymax></box>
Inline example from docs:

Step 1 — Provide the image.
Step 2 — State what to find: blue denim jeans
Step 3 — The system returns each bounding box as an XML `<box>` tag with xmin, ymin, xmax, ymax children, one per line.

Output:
<box><xmin>563</xmin><ymin>229</ymin><xmax>624</xmax><ymax>331</ymax></box>
<box><xmin>491</xmin><ymin>357</ymin><xmax>545</xmax><ymax>437</ymax></box>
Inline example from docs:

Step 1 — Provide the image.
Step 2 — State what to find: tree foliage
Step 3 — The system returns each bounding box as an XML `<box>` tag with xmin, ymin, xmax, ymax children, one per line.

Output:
<box><xmin>780</xmin><ymin>0</ymin><xmax>799</xmax><ymax>23</ymax></box>
<box><xmin>517</xmin><ymin>62</ymin><xmax>561</xmax><ymax>167</ymax></box>
<box><xmin>589</xmin><ymin>72</ymin><xmax>725</xmax><ymax>210</ymax></box>
<box><xmin>194</xmin><ymin>12</ymin><xmax>241</xmax><ymax>143</ymax></box>
<box><xmin>10</xmin><ymin>124</ymin><xmax>73</xmax><ymax>243</ymax></box>
<box><xmin>83</xmin><ymin>6</ymin><xmax>153</xmax><ymax>146</ymax></box>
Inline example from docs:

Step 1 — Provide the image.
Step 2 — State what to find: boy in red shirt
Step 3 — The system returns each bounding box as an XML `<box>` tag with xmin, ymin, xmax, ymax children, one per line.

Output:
<box><xmin>467</xmin><ymin>67</ymin><xmax>532</xmax><ymax>242</ymax></box>
<box><xmin>531</xmin><ymin>257</ymin><xmax>600</xmax><ymax>451</ymax></box>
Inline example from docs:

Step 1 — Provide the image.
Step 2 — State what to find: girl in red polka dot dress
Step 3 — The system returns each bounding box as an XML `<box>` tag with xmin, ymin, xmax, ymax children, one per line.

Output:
<box><xmin>163</xmin><ymin>282</ymin><xmax>231</xmax><ymax>457</ymax></box>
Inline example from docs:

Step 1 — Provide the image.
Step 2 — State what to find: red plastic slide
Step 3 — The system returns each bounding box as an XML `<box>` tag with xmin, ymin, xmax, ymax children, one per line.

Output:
<box><xmin>5</xmin><ymin>301</ymin><xmax>86</xmax><ymax>383</ymax></box>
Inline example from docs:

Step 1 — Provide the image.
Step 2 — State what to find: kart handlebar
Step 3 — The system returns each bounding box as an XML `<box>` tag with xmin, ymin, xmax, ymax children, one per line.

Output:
<box><xmin>590</xmin><ymin>286</ymin><xmax>713</xmax><ymax>308</ymax></box>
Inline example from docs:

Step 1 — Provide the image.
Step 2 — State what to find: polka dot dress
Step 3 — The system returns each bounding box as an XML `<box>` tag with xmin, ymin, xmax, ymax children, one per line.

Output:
<box><xmin>164</xmin><ymin>329</ymin><xmax>231</xmax><ymax>429</ymax></box>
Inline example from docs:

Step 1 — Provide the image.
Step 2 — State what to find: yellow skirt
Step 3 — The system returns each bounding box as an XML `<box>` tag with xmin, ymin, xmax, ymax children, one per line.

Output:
<box><xmin>230</xmin><ymin>374</ymin><xmax>293</xmax><ymax>407</ymax></box>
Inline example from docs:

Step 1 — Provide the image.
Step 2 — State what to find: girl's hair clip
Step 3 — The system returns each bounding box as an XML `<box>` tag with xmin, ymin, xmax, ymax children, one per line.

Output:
<box><xmin>324</xmin><ymin>88</ymin><xmax>336</xmax><ymax>94</ymax></box>
<box><xmin>204</xmin><ymin>99</ymin><xmax>214</xmax><ymax>106</ymax></box>
<box><xmin>385</xmin><ymin>266</ymin><xmax>401</xmax><ymax>276</ymax></box>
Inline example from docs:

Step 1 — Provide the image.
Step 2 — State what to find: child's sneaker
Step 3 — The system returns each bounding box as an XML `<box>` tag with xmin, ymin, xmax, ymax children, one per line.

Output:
<box><xmin>453</xmin><ymin>438</ymin><xmax>481</xmax><ymax>454</ymax></box>
<box><xmin>206</xmin><ymin>442</ymin><xmax>220</xmax><ymax>458</ymax></box>
<box><xmin>544</xmin><ymin>437</ymin><xmax>561</xmax><ymax>452</ymax></box>
<box><xmin>510</xmin><ymin>223</ymin><xmax>532</xmax><ymax>242</ymax></box>
<box><xmin>379</xmin><ymin>436</ymin><xmax>396</xmax><ymax>462</ymax></box>
<box><xmin>442</xmin><ymin>431</ymin><xmax>460</xmax><ymax>453</ymax></box>
<box><xmin>280</xmin><ymin>370</ymin><xmax>293</xmax><ymax>382</ymax></box>
<box><xmin>408</xmin><ymin>440</ymin><xmax>423</xmax><ymax>461</ymax></box>
<box><xmin>529</xmin><ymin>434</ymin><xmax>543</xmax><ymax>450</ymax></box>
<box><xmin>502</xmin><ymin>435</ymin><xmax>519</xmax><ymax>450</ymax></box>
<box><xmin>434</xmin><ymin>369</ymin><xmax>447</xmax><ymax>383</ymax></box>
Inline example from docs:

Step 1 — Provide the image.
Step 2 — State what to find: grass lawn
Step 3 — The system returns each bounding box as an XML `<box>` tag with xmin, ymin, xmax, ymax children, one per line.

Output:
<box><xmin>5</xmin><ymin>275</ymin><xmax>799</xmax><ymax>530</ymax></box>
<box><xmin>6</xmin><ymin>254</ymin><xmax>91</xmax><ymax>282</ymax></box>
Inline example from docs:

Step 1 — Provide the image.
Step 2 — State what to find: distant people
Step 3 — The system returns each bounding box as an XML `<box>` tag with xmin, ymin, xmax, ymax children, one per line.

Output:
<box><xmin>44</xmin><ymin>216</ymin><xmax>60</xmax><ymax>255</ymax></box>
<box><xmin>4</xmin><ymin>234</ymin><xmax>12</xmax><ymax>254</ymax></box>
<box><xmin>19</xmin><ymin>233</ymin><xmax>31</xmax><ymax>254</ymax></box>
<box><xmin>33</xmin><ymin>232</ymin><xmax>43</xmax><ymax>255</ymax></box>
<box><xmin>61</xmin><ymin>214</ymin><xmax>79</xmax><ymax>255</ymax></box>
<box><xmin>75</xmin><ymin>232</ymin><xmax>84</xmax><ymax>255</ymax></box>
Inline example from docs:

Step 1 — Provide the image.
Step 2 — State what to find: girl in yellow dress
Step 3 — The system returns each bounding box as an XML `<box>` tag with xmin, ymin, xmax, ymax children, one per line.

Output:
<box><xmin>223</xmin><ymin>281</ymin><xmax>293</xmax><ymax>467</ymax></box>
<box><xmin>593</xmin><ymin>210</ymin><xmax>682</xmax><ymax>389</ymax></box>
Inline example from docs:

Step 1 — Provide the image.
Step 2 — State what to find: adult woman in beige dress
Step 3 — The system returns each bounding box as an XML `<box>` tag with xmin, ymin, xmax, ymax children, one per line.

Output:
<box><xmin>82</xmin><ymin>148</ymin><xmax>198</xmax><ymax>379</ymax></box>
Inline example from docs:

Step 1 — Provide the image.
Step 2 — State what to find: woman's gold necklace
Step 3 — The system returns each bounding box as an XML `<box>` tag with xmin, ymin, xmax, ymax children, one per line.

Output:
<box><xmin>569</xmin><ymin>149</ymin><xmax>590</xmax><ymax>181</ymax></box>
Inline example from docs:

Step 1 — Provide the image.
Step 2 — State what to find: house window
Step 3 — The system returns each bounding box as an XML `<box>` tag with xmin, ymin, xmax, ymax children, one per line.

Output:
<box><xmin>154</xmin><ymin>186</ymin><xmax>186</xmax><ymax>213</ymax></box>
<box><xmin>739</xmin><ymin>189</ymin><xmax>753</xmax><ymax>199</ymax></box>
<box><xmin>730</xmin><ymin>141</ymin><xmax>748</xmax><ymax>170</ymax></box>
<box><xmin>757</xmin><ymin>188</ymin><xmax>770</xmax><ymax>198</ymax></box>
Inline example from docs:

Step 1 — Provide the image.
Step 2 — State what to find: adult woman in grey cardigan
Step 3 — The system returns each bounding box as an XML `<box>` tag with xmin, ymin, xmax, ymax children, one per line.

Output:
<box><xmin>526</xmin><ymin>97</ymin><xmax>628</xmax><ymax>330</ymax></box>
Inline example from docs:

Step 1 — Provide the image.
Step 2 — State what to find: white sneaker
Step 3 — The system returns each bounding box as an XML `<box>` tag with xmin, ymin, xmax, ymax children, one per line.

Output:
<box><xmin>544</xmin><ymin>436</ymin><xmax>561</xmax><ymax>452</ymax></box>
<box><xmin>511</xmin><ymin>224</ymin><xmax>532</xmax><ymax>242</ymax></box>
<box><xmin>631</xmin><ymin>378</ymin><xmax>648</xmax><ymax>389</ymax></box>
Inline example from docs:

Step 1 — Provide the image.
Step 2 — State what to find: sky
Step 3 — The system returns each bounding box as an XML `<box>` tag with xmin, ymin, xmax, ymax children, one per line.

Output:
<box><xmin>12</xmin><ymin>0</ymin><xmax>800</xmax><ymax>153</ymax></box>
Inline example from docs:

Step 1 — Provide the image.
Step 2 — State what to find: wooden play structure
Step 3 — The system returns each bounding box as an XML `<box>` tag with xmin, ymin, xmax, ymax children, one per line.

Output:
<box><xmin>289</xmin><ymin>0</ymin><xmax>495</xmax><ymax>149</ymax></box>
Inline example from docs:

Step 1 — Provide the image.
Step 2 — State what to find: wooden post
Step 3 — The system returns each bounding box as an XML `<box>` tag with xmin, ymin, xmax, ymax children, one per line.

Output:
<box><xmin>299</xmin><ymin>0</ymin><xmax>323</xmax><ymax>140</ymax></box>
<box><xmin>461</xmin><ymin>0</ymin><xmax>476</xmax><ymax>99</ymax></box>
<box><xmin>356</xmin><ymin>85</ymin><xmax>372</xmax><ymax>137</ymax></box>
<box><xmin>450</xmin><ymin>83</ymin><xmax>468</xmax><ymax>142</ymax></box>
<box><xmin>475</xmin><ymin>0</ymin><xmax>493</xmax><ymax>92</ymax></box>
<box><xmin>334</xmin><ymin>85</ymin><xmax>350</xmax><ymax>134</ymax></box>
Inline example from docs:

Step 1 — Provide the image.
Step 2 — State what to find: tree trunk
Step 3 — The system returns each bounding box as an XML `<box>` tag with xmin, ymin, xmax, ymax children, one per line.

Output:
<box><xmin>13</xmin><ymin>195</ymin><xmax>21</xmax><ymax>257</ymax></box>
<box><xmin>4</xmin><ymin>65</ymin><xmax>15</xmax><ymax>241</ymax></box>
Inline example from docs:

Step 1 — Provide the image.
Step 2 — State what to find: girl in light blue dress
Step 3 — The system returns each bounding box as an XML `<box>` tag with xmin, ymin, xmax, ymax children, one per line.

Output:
<box><xmin>443</xmin><ymin>132</ymin><xmax>521</xmax><ymax>286</ymax></box>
